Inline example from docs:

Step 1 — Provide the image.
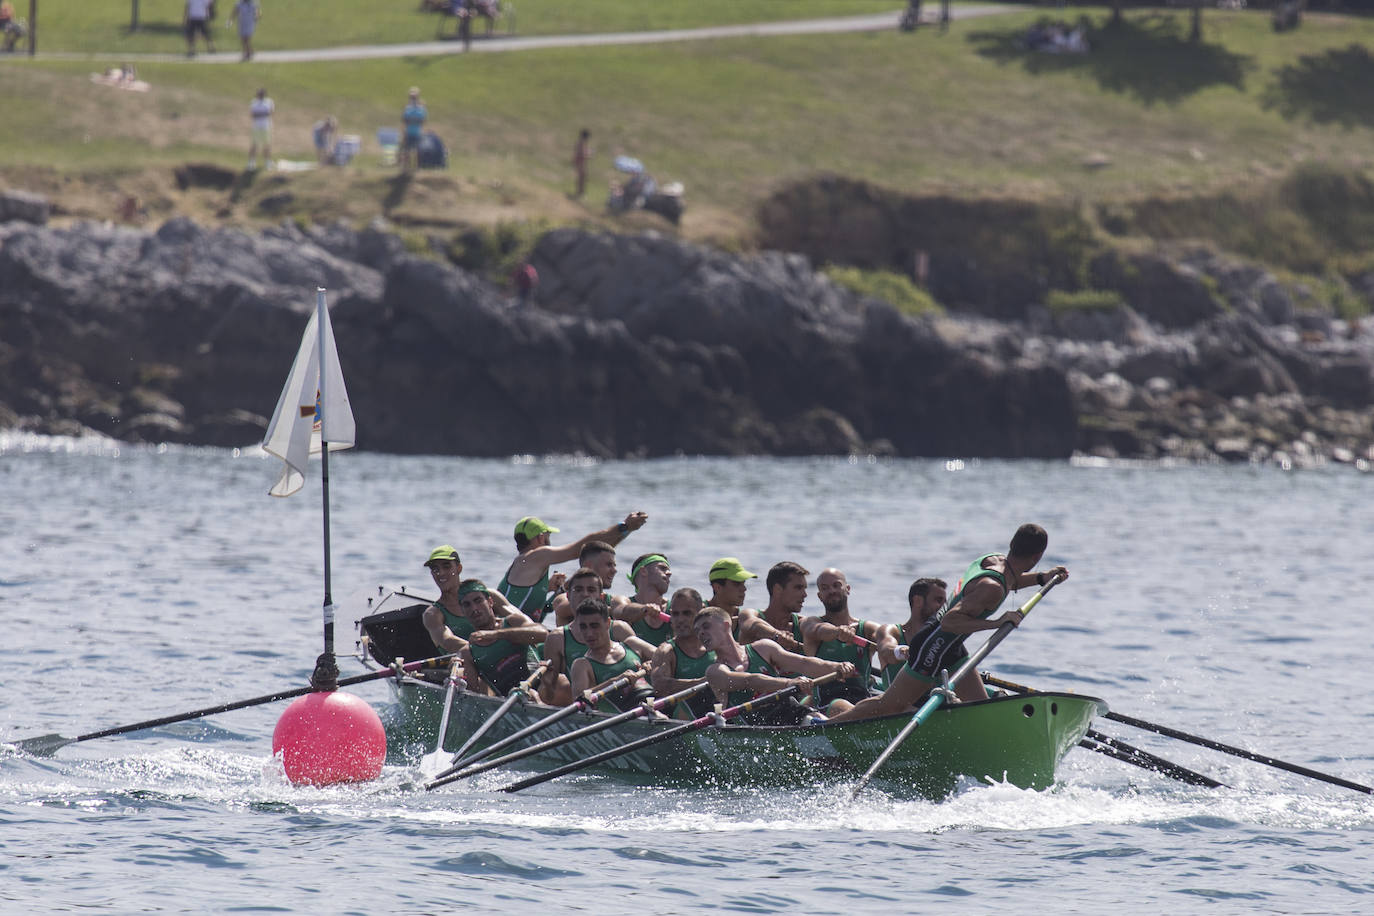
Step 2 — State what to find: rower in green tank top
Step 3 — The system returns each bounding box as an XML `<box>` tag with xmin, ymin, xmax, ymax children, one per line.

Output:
<box><xmin>452</xmin><ymin>579</ymin><xmax>548</xmax><ymax>696</ymax></box>
<box><xmin>879</xmin><ymin>577</ymin><xmax>948</xmax><ymax>689</ymax></box>
<box><xmin>693</xmin><ymin>606</ymin><xmax>858</xmax><ymax>726</ymax></box>
<box><xmin>418</xmin><ymin>545</ymin><xmax>471</xmax><ymax>656</ymax></box>
<box><xmin>539</xmin><ymin>568</ymin><xmax>652</xmax><ymax>706</ymax></box>
<box><xmin>498</xmin><ymin>511</ymin><xmax>649</xmax><ymax>625</ymax></box>
<box><xmin>795</xmin><ymin>568</ymin><xmax>888</xmax><ymax>707</ymax></box>
<box><xmin>828</xmin><ymin>524</ymin><xmax>1067</xmax><ymax>726</ymax></box>
<box><xmin>621</xmin><ymin>553</ymin><xmax>674</xmax><ymax>646</ymax></box>
<box><xmin>566</xmin><ymin>598</ymin><xmax>655</xmax><ymax>714</ymax></box>
<box><xmin>737</xmin><ymin>561</ymin><xmax>808</xmax><ymax>654</ymax></box>
<box><xmin>649</xmin><ymin>588</ymin><xmax>717</xmax><ymax>719</ymax></box>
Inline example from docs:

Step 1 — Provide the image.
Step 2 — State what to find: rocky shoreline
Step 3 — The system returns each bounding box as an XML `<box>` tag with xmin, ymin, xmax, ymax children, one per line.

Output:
<box><xmin>1</xmin><ymin>199</ymin><xmax>1371</xmax><ymax>467</ymax></box>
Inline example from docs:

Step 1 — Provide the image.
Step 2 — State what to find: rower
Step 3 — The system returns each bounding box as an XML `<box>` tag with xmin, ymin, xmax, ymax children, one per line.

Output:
<box><xmin>706</xmin><ymin>557</ymin><xmax>757</xmax><ymax>636</ymax></box>
<box><xmin>540</xmin><ymin>567</ymin><xmax>653</xmax><ymax>704</ymax></box>
<box><xmin>420</xmin><ymin>545</ymin><xmax>522</xmax><ymax>659</ymax></box>
<box><xmin>567</xmin><ymin>598</ymin><xmax>656</xmax><ymax>714</ymax></box>
<box><xmin>617</xmin><ymin>553</ymin><xmax>673</xmax><ymax>647</ymax></box>
<box><xmin>547</xmin><ymin>540</ymin><xmax>631</xmax><ymax>626</ymax></box>
<box><xmin>649</xmin><ymin>587</ymin><xmax>715</xmax><ymax>719</ymax></box>
<box><xmin>876</xmin><ymin>577</ymin><xmax>947</xmax><ymax>689</ymax></box>
<box><xmin>796</xmin><ymin>567</ymin><xmax>885</xmax><ymax>707</ymax></box>
<box><xmin>694</xmin><ymin>606</ymin><xmax>856</xmax><ymax>725</ymax></box>
<box><xmin>496</xmin><ymin>512</ymin><xmax>647</xmax><ymax>621</ymax></box>
<box><xmin>737</xmin><ymin>561</ymin><xmax>808</xmax><ymax>653</ymax></box>
<box><xmin>827</xmin><ymin>523</ymin><xmax>1068</xmax><ymax>723</ymax></box>
<box><xmin>453</xmin><ymin>579</ymin><xmax>549</xmax><ymax>696</ymax></box>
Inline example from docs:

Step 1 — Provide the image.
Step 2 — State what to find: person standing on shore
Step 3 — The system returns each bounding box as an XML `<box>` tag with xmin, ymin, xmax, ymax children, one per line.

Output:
<box><xmin>230</xmin><ymin>0</ymin><xmax>261</xmax><ymax>62</ymax></box>
<box><xmin>572</xmin><ymin>128</ymin><xmax>591</xmax><ymax>198</ymax></box>
<box><xmin>247</xmin><ymin>88</ymin><xmax>274</xmax><ymax>171</ymax></box>
<box><xmin>184</xmin><ymin>0</ymin><xmax>215</xmax><ymax>57</ymax></box>
<box><xmin>401</xmin><ymin>87</ymin><xmax>427</xmax><ymax>171</ymax></box>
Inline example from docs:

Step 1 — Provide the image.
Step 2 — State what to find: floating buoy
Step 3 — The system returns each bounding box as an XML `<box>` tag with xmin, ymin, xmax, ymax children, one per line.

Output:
<box><xmin>272</xmin><ymin>690</ymin><xmax>386</xmax><ymax>786</ymax></box>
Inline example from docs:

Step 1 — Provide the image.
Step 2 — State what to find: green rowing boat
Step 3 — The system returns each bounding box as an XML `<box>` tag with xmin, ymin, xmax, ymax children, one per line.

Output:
<box><xmin>382</xmin><ymin>675</ymin><xmax>1106</xmax><ymax>798</ymax></box>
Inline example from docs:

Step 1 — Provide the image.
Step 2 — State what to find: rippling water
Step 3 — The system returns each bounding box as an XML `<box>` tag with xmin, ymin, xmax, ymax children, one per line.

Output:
<box><xmin>2</xmin><ymin>436</ymin><xmax>1372</xmax><ymax>913</ymax></box>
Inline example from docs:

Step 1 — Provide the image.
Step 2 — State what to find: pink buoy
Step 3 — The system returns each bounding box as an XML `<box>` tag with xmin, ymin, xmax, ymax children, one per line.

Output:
<box><xmin>273</xmin><ymin>690</ymin><xmax>386</xmax><ymax>786</ymax></box>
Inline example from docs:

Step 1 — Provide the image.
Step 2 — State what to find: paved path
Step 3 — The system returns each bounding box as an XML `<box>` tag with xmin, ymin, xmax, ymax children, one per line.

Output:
<box><xmin>35</xmin><ymin>4</ymin><xmax>1014</xmax><ymax>63</ymax></box>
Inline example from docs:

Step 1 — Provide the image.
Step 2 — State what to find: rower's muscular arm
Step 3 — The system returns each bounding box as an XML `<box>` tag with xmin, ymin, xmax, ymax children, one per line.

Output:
<box><xmin>1007</xmin><ymin>565</ymin><xmax>1069</xmax><ymax>591</ymax></box>
<box><xmin>522</xmin><ymin>511</ymin><xmax>650</xmax><ymax>567</ymax></box>
<box><xmin>875</xmin><ymin>623</ymin><xmax>903</xmax><ymax>668</ymax></box>
<box><xmin>740</xmin><ymin>615</ymin><xmax>803</xmax><ymax>653</ymax></box>
<box><xmin>939</xmin><ymin>579</ymin><xmax>1024</xmax><ymax>634</ymax></box>
<box><xmin>422</xmin><ymin>605</ymin><xmax>468</xmax><ymax>654</ymax></box>
<box><xmin>758</xmin><ymin>642</ymin><xmax>857</xmax><ymax>680</ymax></box>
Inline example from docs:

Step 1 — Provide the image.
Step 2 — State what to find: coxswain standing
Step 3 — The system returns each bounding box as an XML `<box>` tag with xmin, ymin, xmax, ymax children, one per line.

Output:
<box><xmin>496</xmin><ymin>512</ymin><xmax>647</xmax><ymax>621</ymax></box>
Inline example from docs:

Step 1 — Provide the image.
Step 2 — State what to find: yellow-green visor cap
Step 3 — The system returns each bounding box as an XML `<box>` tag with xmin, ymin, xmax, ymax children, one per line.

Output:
<box><xmin>709</xmin><ymin>557</ymin><xmax>756</xmax><ymax>582</ymax></box>
<box><xmin>514</xmin><ymin>516</ymin><xmax>559</xmax><ymax>539</ymax></box>
<box><xmin>425</xmin><ymin>545</ymin><xmax>461</xmax><ymax>566</ymax></box>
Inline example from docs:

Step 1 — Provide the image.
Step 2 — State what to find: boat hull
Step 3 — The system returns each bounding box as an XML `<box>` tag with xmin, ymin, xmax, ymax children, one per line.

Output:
<box><xmin>386</xmin><ymin>679</ymin><xmax>1106</xmax><ymax>798</ymax></box>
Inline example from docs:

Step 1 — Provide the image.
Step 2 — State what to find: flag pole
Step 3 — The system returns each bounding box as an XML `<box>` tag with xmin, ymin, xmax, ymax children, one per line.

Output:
<box><xmin>310</xmin><ymin>287</ymin><xmax>339</xmax><ymax>691</ymax></box>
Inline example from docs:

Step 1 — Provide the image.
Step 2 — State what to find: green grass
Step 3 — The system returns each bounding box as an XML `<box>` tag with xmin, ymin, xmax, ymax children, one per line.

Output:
<box><xmin>826</xmin><ymin>267</ymin><xmax>943</xmax><ymax>315</ymax></box>
<box><xmin>28</xmin><ymin>0</ymin><xmax>901</xmax><ymax>53</ymax></box>
<box><xmin>1045</xmin><ymin>288</ymin><xmax>1126</xmax><ymax>312</ymax></box>
<box><xmin>3</xmin><ymin>6</ymin><xmax>1374</xmax><ymax>262</ymax></box>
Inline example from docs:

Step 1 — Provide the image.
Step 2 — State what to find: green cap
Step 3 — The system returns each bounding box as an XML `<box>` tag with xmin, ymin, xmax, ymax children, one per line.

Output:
<box><xmin>514</xmin><ymin>516</ymin><xmax>559</xmax><ymax>540</ymax></box>
<box><xmin>628</xmin><ymin>554</ymin><xmax>669</xmax><ymax>586</ymax></box>
<box><xmin>709</xmin><ymin>557</ymin><xmax>756</xmax><ymax>583</ymax></box>
<box><xmin>457</xmin><ymin>580</ymin><xmax>490</xmax><ymax>598</ymax></box>
<box><xmin>424</xmin><ymin>545</ymin><xmax>461</xmax><ymax>567</ymax></box>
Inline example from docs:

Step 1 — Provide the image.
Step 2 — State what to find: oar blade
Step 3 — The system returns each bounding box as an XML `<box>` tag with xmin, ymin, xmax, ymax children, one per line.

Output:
<box><xmin>13</xmin><ymin>734</ymin><xmax>75</xmax><ymax>758</ymax></box>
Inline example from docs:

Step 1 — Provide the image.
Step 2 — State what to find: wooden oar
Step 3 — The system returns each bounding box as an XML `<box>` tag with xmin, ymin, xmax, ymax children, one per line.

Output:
<box><xmin>1081</xmin><ymin>729</ymin><xmax>1225</xmax><ymax>788</ymax></box>
<box><xmin>429</xmin><ymin>666</ymin><xmax>647</xmax><ymax>780</ymax></box>
<box><xmin>983</xmin><ymin>674</ymin><xmax>1374</xmax><ymax>796</ymax></box>
<box><xmin>418</xmin><ymin>661</ymin><xmax>465</xmax><ymax>778</ymax></box>
<box><xmin>428</xmin><ymin>681</ymin><xmax>711</xmax><ymax>789</ymax></box>
<box><xmin>12</xmin><ymin>653</ymin><xmax>460</xmax><ymax>757</ymax></box>
<box><xmin>849</xmin><ymin>573</ymin><xmax>1064</xmax><ymax>800</ymax></box>
<box><xmin>497</xmin><ymin>672</ymin><xmax>841</xmax><ymax>794</ymax></box>
<box><xmin>446</xmin><ymin>662</ymin><xmax>549</xmax><ymax>766</ymax></box>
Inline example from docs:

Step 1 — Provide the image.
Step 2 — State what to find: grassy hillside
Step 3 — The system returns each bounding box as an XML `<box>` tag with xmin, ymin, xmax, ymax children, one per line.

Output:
<box><xmin>2</xmin><ymin>6</ymin><xmax>1373</xmax><ymax>250</ymax></box>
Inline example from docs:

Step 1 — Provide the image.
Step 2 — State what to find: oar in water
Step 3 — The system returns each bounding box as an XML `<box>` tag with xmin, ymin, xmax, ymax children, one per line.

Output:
<box><xmin>1081</xmin><ymin>729</ymin><xmax>1224</xmax><ymax>788</ymax></box>
<box><xmin>429</xmin><ymin>666</ymin><xmax>647</xmax><ymax>781</ymax></box>
<box><xmin>428</xmin><ymin>680</ymin><xmax>711</xmax><ymax>789</ymax></box>
<box><xmin>497</xmin><ymin>672</ymin><xmax>841</xmax><ymax>794</ymax></box>
<box><xmin>12</xmin><ymin>653</ymin><xmax>460</xmax><ymax>757</ymax></box>
<box><xmin>418</xmin><ymin>661</ymin><xmax>466</xmax><ymax>778</ymax></box>
<box><xmin>849</xmin><ymin>573</ymin><xmax>1064</xmax><ymax>800</ymax></box>
<box><xmin>983</xmin><ymin>674</ymin><xmax>1374</xmax><ymax>796</ymax></box>
<box><xmin>447</xmin><ymin>661</ymin><xmax>549</xmax><ymax>766</ymax></box>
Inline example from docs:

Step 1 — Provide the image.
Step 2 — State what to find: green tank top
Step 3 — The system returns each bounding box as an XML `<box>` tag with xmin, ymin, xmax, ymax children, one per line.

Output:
<box><xmin>632</xmin><ymin>612</ymin><xmax>673</xmax><ymax>647</ymax></box>
<box><xmin>436</xmin><ymin>601</ymin><xmax>473</xmax><ymax>642</ymax></box>
<box><xmin>497</xmin><ymin>562</ymin><xmax>551</xmax><ymax>616</ymax></box>
<box><xmin>791</xmin><ymin>613</ymin><xmax>803</xmax><ymax>645</ymax></box>
<box><xmin>561</xmin><ymin>624</ymin><xmax>590</xmax><ymax>669</ymax></box>
<box><xmin>945</xmin><ymin>554</ymin><xmax>1010</xmax><ymax>623</ymax></box>
<box><xmin>815</xmin><ymin>618</ymin><xmax>872</xmax><ymax>682</ymax></box>
<box><xmin>584</xmin><ymin>646</ymin><xmax>643</xmax><ymax>713</ymax></box>
<box><xmin>467</xmin><ymin>617</ymin><xmax>527</xmax><ymax>685</ymax></box>
<box><xmin>671</xmin><ymin>641</ymin><xmax>716</xmax><ymax>681</ymax></box>
<box><xmin>726</xmin><ymin>645</ymin><xmax>776</xmax><ymax>708</ymax></box>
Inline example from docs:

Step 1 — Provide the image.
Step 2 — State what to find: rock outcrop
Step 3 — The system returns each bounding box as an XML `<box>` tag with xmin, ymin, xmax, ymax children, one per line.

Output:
<box><xmin>0</xmin><ymin>218</ymin><xmax>1078</xmax><ymax>458</ymax></box>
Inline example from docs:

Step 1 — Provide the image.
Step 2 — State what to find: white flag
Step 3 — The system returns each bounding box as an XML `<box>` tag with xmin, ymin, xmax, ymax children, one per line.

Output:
<box><xmin>262</xmin><ymin>291</ymin><xmax>356</xmax><ymax>497</ymax></box>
